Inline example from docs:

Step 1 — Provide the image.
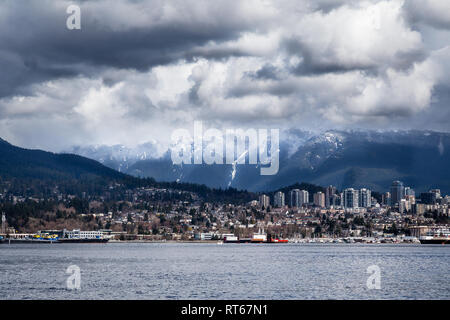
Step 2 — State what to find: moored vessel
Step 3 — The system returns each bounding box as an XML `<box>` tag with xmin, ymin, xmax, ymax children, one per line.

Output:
<box><xmin>251</xmin><ymin>228</ymin><xmax>267</xmax><ymax>243</ymax></box>
<box><xmin>59</xmin><ymin>229</ymin><xmax>109</xmax><ymax>243</ymax></box>
<box><xmin>223</xmin><ymin>229</ymin><xmax>289</xmax><ymax>244</ymax></box>
<box><xmin>5</xmin><ymin>232</ymin><xmax>60</xmax><ymax>244</ymax></box>
<box><xmin>419</xmin><ymin>228</ymin><xmax>449</xmax><ymax>244</ymax></box>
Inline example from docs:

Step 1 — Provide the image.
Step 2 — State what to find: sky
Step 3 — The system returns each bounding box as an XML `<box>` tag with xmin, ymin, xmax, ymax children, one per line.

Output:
<box><xmin>0</xmin><ymin>0</ymin><xmax>449</xmax><ymax>152</ymax></box>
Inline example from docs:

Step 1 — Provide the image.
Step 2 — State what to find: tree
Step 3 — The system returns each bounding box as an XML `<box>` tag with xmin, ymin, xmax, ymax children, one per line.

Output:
<box><xmin>314</xmin><ymin>225</ymin><xmax>322</xmax><ymax>237</ymax></box>
<box><xmin>390</xmin><ymin>222</ymin><xmax>398</xmax><ymax>235</ymax></box>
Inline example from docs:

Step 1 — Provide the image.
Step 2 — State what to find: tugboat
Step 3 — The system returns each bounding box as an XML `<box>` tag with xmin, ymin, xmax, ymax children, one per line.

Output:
<box><xmin>271</xmin><ymin>238</ymin><xmax>289</xmax><ymax>243</ymax></box>
<box><xmin>267</xmin><ymin>234</ymin><xmax>288</xmax><ymax>243</ymax></box>
<box><xmin>419</xmin><ymin>228</ymin><xmax>450</xmax><ymax>244</ymax></box>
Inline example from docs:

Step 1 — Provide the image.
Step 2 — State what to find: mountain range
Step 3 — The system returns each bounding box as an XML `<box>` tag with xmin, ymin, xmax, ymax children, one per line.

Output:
<box><xmin>0</xmin><ymin>137</ymin><xmax>255</xmax><ymax>203</ymax></box>
<box><xmin>2</xmin><ymin>129</ymin><xmax>449</xmax><ymax>195</ymax></box>
<box><xmin>0</xmin><ymin>137</ymin><xmax>125</xmax><ymax>182</ymax></box>
<box><xmin>67</xmin><ymin>130</ymin><xmax>450</xmax><ymax>194</ymax></box>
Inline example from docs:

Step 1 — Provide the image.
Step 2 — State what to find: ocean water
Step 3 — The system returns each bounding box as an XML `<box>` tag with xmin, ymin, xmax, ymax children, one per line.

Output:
<box><xmin>0</xmin><ymin>243</ymin><xmax>448</xmax><ymax>300</ymax></box>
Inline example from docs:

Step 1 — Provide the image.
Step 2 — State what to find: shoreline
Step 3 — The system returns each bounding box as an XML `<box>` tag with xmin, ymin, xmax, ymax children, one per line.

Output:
<box><xmin>93</xmin><ymin>239</ymin><xmax>425</xmax><ymax>244</ymax></box>
<box><xmin>2</xmin><ymin>238</ymin><xmax>436</xmax><ymax>245</ymax></box>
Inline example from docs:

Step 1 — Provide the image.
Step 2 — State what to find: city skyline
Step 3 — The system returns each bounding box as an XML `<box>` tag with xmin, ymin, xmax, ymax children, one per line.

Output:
<box><xmin>258</xmin><ymin>180</ymin><xmax>448</xmax><ymax>211</ymax></box>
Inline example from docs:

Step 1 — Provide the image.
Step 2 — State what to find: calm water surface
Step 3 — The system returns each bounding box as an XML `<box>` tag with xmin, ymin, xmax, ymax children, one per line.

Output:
<box><xmin>0</xmin><ymin>243</ymin><xmax>448</xmax><ymax>299</ymax></box>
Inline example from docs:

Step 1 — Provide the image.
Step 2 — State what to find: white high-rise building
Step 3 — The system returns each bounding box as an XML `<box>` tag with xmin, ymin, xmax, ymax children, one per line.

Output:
<box><xmin>359</xmin><ymin>188</ymin><xmax>371</xmax><ymax>208</ymax></box>
<box><xmin>259</xmin><ymin>194</ymin><xmax>270</xmax><ymax>208</ymax></box>
<box><xmin>299</xmin><ymin>190</ymin><xmax>309</xmax><ymax>206</ymax></box>
<box><xmin>314</xmin><ymin>192</ymin><xmax>325</xmax><ymax>208</ymax></box>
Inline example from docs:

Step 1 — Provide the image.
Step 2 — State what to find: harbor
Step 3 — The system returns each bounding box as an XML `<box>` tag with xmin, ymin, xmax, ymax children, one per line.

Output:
<box><xmin>1</xmin><ymin>226</ymin><xmax>449</xmax><ymax>245</ymax></box>
<box><xmin>0</xmin><ymin>229</ymin><xmax>109</xmax><ymax>244</ymax></box>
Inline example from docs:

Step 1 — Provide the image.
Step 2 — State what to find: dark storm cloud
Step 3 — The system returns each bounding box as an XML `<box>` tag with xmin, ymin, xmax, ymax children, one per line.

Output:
<box><xmin>281</xmin><ymin>35</ymin><xmax>427</xmax><ymax>77</ymax></box>
<box><xmin>0</xmin><ymin>0</ymin><xmax>265</xmax><ymax>98</ymax></box>
<box><xmin>226</xmin><ymin>79</ymin><xmax>298</xmax><ymax>99</ymax></box>
<box><xmin>418</xmin><ymin>84</ymin><xmax>450</xmax><ymax>130</ymax></box>
<box><xmin>247</xmin><ymin>64</ymin><xmax>282</xmax><ymax>80</ymax></box>
<box><xmin>282</xmin><ymin>38</ymin><xmax>376</xmax><ymax>76</ymax></box>
<box><xmin>188</xmin><ymin>81</ymin><xmax>201</xmax><ymax>104</ymax></box>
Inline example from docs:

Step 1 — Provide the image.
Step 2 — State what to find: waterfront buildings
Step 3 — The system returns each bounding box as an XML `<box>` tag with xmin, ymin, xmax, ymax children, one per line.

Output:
<box><xmin>1</xmin><ymin>178</ymin><xmax>448</xmax><ymax>243</ymax></box>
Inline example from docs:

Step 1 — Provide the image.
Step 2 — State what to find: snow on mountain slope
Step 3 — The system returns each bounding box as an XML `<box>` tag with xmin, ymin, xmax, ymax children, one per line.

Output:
<box><xmin>67</xmin><ymin>130</ymin><xmax>450</xmax><ymax>193</ymax></box>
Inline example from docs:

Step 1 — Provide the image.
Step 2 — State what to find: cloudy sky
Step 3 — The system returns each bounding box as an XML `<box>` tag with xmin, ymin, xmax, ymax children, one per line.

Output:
<box><xmin>0</xmin><ymin>0</ymin><xmax>449</xmax><ymax>151</ymax></box>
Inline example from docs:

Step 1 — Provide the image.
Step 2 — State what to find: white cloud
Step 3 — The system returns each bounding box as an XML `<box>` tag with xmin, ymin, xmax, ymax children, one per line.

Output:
<box><xmin>287</xmin><ymin>0</ymin><xmax>424</xmax><ymax>70</ymax></box>
<box><xmin>0</xmin><ymin>0</ymin><xmax>449</xmax><ymax>151</ymax></box>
